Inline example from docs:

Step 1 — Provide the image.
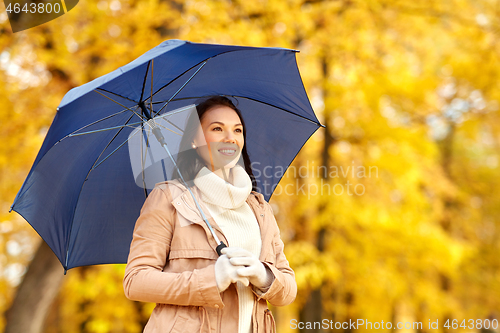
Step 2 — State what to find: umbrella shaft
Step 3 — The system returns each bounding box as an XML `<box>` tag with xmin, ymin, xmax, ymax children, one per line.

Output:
<box><xmin>159</xmin><ymin>143</ymin><xmax>222</xmax><ymax>246</ymax></box>
<box><xmin>139</xmin><ymin>102</ymin><xmax>153</xmax><ymax>119</ymax></box>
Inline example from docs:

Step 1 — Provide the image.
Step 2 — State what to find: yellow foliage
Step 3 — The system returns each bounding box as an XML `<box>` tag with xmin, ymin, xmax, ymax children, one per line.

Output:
<box><xmin>1</xmin><ymin>0</ymin><xmax>500</xmax><ymax>332</ymax></box>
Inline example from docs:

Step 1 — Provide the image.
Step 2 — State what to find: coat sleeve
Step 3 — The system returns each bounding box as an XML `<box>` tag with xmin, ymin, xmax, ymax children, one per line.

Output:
<box><xmin>252</xmin><ymin>201</ymin><xmax>297</xmax><ymax>307</ymax></box>
<box><xmin>123</xmin><ymin>185</ymin><xmax>223</xmax><ymax>307</ymax></box>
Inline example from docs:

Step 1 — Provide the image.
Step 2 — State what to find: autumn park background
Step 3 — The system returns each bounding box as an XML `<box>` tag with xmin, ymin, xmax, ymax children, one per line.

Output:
<box><xmin>1</xmin><ymin>0</ymin><xmax>500</xmax><ymax>332</ymax></box>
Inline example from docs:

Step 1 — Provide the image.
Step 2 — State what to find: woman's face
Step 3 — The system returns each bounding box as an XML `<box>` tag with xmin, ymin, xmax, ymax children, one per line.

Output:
<box><xmin>193</xmin><ymin>105</ymin><xmax>244</xmax><ymax>171</ymax></box>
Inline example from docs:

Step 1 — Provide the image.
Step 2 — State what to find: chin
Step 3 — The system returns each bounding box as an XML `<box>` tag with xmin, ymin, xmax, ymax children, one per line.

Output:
<box><xmin>215</xmin><ymin>163</ymin><xmax>237</xmax><ymax>170</ymax></box>
<box><xmin>217</xmin><ymin>156</ymin><xmax>242</xmax><ymax>169</ymax></box>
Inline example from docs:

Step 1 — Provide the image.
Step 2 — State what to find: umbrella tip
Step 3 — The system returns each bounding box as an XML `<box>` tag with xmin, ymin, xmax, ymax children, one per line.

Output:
<box><xmin>9</xmin><ymin>205</ymin><xmax>13</xmax><ymax>213</ymax></box>
<box><xmin>64</xmin><ymin>268</ymin><xmax>67</xmax><ymax>275</ymax></box>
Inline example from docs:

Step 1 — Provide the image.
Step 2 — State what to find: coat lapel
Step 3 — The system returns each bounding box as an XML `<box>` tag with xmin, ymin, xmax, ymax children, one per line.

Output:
<box><xmin>167</xmin><ymin>180</ymin><xmax>272</xmax><ymax>261</ymax></box>
<box><xmin>246</xmin><ymin>191</ymin><xmax>274</xmax><ymax>263</ymax></box>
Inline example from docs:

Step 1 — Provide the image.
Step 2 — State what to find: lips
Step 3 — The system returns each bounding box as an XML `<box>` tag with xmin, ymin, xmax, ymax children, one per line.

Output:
<box><xmin>218</xmin><ymin>146</ymin><xmax>238</xmax><ymax>156</ymax></box>
<box><xmin>218</xmin><ymin>148</ymin><xmax>237</xmax><ymax>156</ymax></box>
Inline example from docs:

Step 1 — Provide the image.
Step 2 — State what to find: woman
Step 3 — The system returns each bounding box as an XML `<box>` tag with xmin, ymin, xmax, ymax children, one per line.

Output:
<box><xmin>123</xmin><ymin>96</ymin><xmax>297</xmax><ymax>333</ymax></box>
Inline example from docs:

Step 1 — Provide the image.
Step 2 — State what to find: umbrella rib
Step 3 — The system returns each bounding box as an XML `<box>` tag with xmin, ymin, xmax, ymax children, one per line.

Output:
<box><xmin>150</xmin><ymin>59</ymin><xmax>154</xmax><ymax>114</ymax></box>
<box><xmin>152</xmin><ymin>122</ymin><xmax>183</xmax><ymax>136</ymax></box>
<box><xmin>90</xmin><ymin>126</ymin><xmax>143</xmax><ymax>172</ymax></box>
<box><xmin>95</xmin><ymin>88</ymin><xmax>138</xmax><ymax>104</ymax></box>
<box><xmin>151</xmin><ymin>94</ymin><xmax>326</xmax><ymax>128</ymax></box>
<box><xmin>148</xmin><ymin>103</ymin><xmax>196</xmax><ymax>133</ymax></box>
<box><xmin>149</xmin><ymin>60</ymin><xmax>208</xmax><ymax>104</ymax></box>
<box><xmin>148</xmin><ymin>49</ymin><xmax>267</xmax><ymax>104</ymax></box>
<box><xmin>226</xmin><ymin>95</ymin><xmax>326</xmax><ymax>128</ymax></box>
<box><xmin>139</xmin><ymin>60</ymin><xmax>151</xmax><ymax>103</ymax></box>
<box><xmin>62</xmin><ymin>108</ymin><xmax>130</xmax><ymax>138</ymax></box>
<box><xmin>64</xmin><ymin>113</ymin><xmax>136</xmax><ymax>269</ymax></box>
<box><xmin>163</xmin><ymin>119</ymin><xmax>184</xmax><ymax>134</ymax></box>
<box><xmin>50</xmin><ymin>108</ymin><xmax>141</xmax><ymax>152</ymax></box>
<box><xmin>69</xmin><ymin>122</ymin><xmax>146</xmax><ymax>137</ymax></box>
<box><xmin>70</xmin><ymin>106</ymin><xmax>186</xmax><ymax>138</ymax></box>
<box><xmin>94</xmin><ymin>90</ymin><xmax>146</xmax><ymax>122</ymax></box>
<box><xmin>153</xmin><ymin>61</ymin><xmax>207</xmax><ymax>118</ymax></box>
<box><xmin>140</xmin><ymin>124</ymin><xmax>150</xmax><ymax>196</ymax></box>
<box><xmin>149</xmin><ymin>108</ymin><xmax>184</xmax><ymax>134</ymax></box>
<box><xmin>11</xmin><ymin>107</ymin><xmax>140</xmax><ymax>218</ymax></box>
<box><xmin>86</xmin><ymin>113</ymin><xmax>137</xmax><ymax>179</ymax></box>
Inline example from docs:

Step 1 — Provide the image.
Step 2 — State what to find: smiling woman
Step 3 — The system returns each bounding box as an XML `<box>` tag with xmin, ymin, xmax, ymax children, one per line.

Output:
<box><xmin>192</xmin><ymin>102</ymin><xmax>245</xmax><ymax>181</ymax></box>
<box><xmin>123</xmin><ymin>96</ymin><xmax>297</xmax><ymax>333</ymax></box>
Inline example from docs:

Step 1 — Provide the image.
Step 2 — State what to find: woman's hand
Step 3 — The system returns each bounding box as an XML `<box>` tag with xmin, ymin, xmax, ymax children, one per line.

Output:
<box><xmin>214</xmin><ymin>254</ymin><xmax>250</xmax><ymax>292</ymax></box>
<box><xmin>221</xmin><ymin>247</ymin><xmax>274</xmax><ymax>290</ymax></box>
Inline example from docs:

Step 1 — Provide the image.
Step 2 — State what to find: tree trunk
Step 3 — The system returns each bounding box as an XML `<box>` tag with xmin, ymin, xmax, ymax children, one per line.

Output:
<box><xmin>298</xmin><ymin>54</ymin><xmax>333</xmax><ymax>333</ymax></box>
<box><xmin>4</xmin><ymin>240</ymin><xmax>65</xmax><ymax>333</ymax></box>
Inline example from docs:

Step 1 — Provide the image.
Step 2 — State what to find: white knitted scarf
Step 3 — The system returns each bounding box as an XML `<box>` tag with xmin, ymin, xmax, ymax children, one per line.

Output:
<box><xmin>194</xmin><ymin>164</ymin><xmax>261</xmax><ymax>333</ymax></box>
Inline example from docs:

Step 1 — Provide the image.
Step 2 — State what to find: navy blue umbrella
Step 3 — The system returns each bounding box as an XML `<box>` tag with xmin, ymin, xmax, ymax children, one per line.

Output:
<box><xmin>10</xmin><ymin>39</ymin><xmax>324</xmax><ymax>271</ymax></box>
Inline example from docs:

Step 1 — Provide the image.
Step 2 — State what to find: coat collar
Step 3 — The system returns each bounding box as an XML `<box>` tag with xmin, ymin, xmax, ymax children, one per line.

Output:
<box><xmin>166</xmin><ymin>178</ymin><xmax>266</xmax><ymax>215</ymax></box>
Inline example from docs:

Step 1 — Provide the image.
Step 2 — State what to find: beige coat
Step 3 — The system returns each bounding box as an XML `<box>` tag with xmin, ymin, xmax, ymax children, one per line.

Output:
<box><xmin>123</xmin><ymin>179</ymin><xmax>297</xmax><ymax>333</ymax></box>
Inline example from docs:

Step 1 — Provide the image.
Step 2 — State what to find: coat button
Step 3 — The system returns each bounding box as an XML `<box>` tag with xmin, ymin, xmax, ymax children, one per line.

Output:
<box><xmin>260</xmin><ymin>214</ymin><xmax>264</xmax><ymax>217</ymax></box>
<box><xmin>176</xmin><ymin>202</ymin><xmax>181</xmax><ymax>205</ymax></box>
<box><xmin>215</xmin><ymin>304</ymin><xmax>219</xmax><ymax>308</ymax></box>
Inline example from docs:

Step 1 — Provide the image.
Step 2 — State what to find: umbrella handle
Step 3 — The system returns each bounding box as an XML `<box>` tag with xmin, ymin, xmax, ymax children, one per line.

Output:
<box><xmin>216</xmin><ymin>241</ymin><xmax>227</xmax><ymax>256</ymax></box>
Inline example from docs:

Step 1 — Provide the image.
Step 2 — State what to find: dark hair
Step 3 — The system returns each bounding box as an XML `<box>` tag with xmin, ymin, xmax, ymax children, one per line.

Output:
<box><xmin>171</xmin><ymin>96</ymin><xmax>257</xmax><ymax>191</ymax></box>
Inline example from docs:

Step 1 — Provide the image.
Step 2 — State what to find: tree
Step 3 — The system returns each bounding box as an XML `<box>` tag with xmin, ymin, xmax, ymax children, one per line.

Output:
<box><xmin>2</xmin><ymin>0</ymin><xmax>500</xmax><ymax>332</ymax></box>
<box><xmin>4</xmin><ymin>241</ymin><xmax>64</xmax><ymax>333</ymax></box>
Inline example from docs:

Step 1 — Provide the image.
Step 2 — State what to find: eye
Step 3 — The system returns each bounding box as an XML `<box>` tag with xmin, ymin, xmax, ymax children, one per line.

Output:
<box><xmin>212</xmin><ymin>126</ymin><xmax>222</xmax><ymax>131</ymax></box>
<box><xmin>235</xmin><ymin>128</ymin><xmax>242</xmax><ymax>133</ymax></box>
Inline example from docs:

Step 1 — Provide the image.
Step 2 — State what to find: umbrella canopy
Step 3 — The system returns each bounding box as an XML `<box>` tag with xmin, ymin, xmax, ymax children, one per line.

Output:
<box><xmin>10</xmin><ymin>39</ymin><xmax>324</xmax><ymax>270</ymax></box>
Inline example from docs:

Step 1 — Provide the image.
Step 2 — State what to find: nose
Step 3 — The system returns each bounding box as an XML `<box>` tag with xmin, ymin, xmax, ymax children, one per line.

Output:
<box><xmin>223</xmin><ymin>131</ymin><xmax>236</xmax><ymax>143</ymax></box>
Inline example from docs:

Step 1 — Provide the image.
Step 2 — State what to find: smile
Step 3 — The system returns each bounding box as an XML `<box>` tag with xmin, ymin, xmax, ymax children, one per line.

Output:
<box><xmin>218</xmin><ymin>149</ymin><xmax>236</xmax><ymax>156</ymax></box>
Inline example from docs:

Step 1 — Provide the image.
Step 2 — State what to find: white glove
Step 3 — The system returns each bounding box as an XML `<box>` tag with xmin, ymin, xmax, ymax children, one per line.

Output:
<box><xmin>214</xmin><ymin>254</ymin><xmax>250</xmax><ymax>292</ymax></box>
<box><xmin>221</xmin><ymin>247</ymin><xmax>274</xmax><ymax>290</ymax></box>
